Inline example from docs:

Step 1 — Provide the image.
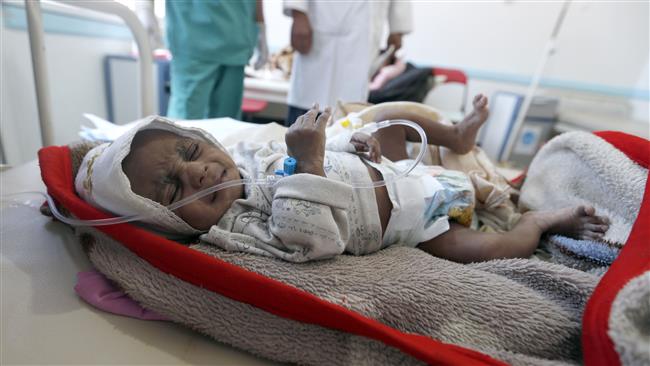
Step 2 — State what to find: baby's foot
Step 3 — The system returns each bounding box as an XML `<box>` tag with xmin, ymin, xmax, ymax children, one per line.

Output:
<box><xmin>523</xmin><ymin>205</ymin><xmax>610</xmax><ymax>241</ymax></box>
<box><xmin>455</xmin><ymin>94</ymin><xmax>489</xmax><ymax>153</ymax></box>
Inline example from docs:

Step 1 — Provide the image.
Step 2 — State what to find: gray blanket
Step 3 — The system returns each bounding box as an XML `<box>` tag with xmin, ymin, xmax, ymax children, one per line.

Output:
<box><xmin>519</xmin><ymin>132</ymin><xmax>648</xmax><ymax>274</ymax></box>
<box><xmin>68</xmin><ymin>131</ymin><xmax>650</xmax><ymax>365</ymax></box>
<box><xmin>520</xmin><ymin>131</ymin><xmax>646</xmax><ymax>247</ymax></box>
<box><xmin>520</xmin><ymin>131</ymin><xmax>649</xmax><ymax>365</ymax></box>
<box><xmin>66</xmin><ymin>135</ymin><xmax>603</xmax><ymax>365</ymax></box>
<box><xmin>79</xmin><ymin>226</ymin><xmax>598</xmax><ymax>365</ymax></box>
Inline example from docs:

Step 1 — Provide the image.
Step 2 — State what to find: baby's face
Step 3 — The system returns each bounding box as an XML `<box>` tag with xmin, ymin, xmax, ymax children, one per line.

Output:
<box><xmin>122</xmin><ymin>129</ymin><xmax>243</xmax><ymax>231</ymax></box>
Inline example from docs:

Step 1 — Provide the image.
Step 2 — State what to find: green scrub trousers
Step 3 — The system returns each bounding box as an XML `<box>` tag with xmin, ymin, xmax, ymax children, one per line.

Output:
<box><xmin>168</xmin><ymin>58</ymin><xmax>245</xmax><ymax>120</ymax></box>
<box><xmin>165</xmin><ymin>0</ymin><xmax>257</xmax><ymax>120</ymax></box>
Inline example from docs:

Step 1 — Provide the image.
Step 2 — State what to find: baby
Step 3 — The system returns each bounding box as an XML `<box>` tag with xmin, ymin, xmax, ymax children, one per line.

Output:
<box><xmin>75</xmin><ymin>94</ymin><xmax>609</xmax><ymax>263</ymax></box>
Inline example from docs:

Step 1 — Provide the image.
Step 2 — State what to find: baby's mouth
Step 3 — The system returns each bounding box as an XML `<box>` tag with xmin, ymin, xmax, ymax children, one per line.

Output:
<box><xmin>211</xmin><ymin>169</ymin><xmax>228</xmax><ymax>203</ymax></box>
<box><xmin>213</xmin><ymin>167</ymin><xmax>226</xmax><ymax>185</ymax></box>
<box><xmin>219</xmin><ymin>168</ymin><xmax>228</xmax><ymax>183</ymax></box>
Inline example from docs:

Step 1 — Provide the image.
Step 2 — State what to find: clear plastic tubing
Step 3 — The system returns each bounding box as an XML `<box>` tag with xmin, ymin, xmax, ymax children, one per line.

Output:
<box><xmin>19</xmin><ymin>119</ymin><xmax>428</xmax><ymax>227</ymax></box>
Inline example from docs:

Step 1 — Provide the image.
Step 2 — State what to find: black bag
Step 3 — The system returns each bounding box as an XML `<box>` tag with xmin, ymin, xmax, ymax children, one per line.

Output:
<box><xmin>368</xmin><ymin>63</ymin><xmax>434</xmax><ymax>104</ymax></box>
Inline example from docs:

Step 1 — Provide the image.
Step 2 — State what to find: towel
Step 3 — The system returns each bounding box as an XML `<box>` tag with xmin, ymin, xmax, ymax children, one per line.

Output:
<box><xmin>520</xmin><ymin>131</ymin><xmax>647</xmax><ymax>246</ymax></box>
<box><xmin>520</xmin><ymin>131</ymin><xmax>649</xmax><ymax>365</ymax></box>
<box><xmin>539</xmin><ymin>235</ymin><xmax>619</xmax><ymax>275</ymax></box>
<box><xmin>520</xmin><ymin>131</ymin><xmax>647</xmax><ymax>273</ymax></box>
<box><xmin>75</xmin><ymin>270</ymin><xmax>169</xmax><ymax>321</ymax></box>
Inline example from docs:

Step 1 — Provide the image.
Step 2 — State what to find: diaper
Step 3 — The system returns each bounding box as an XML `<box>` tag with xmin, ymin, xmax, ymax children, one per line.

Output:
<box><xmin>371</xmin><ymin>159</ymin><xmax>475</xmax><ymax>248</ymax></box>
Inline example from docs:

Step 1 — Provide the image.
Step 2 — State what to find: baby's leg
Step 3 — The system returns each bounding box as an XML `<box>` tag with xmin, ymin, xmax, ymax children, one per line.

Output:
<box><xmin>373</xmin><ymin>94</ymin><xmax>489</xmax><ymax>161</ymax></box>
<box><xmin>417</xmin><ymin>206</ymin><xmax>609</xmax><ymax>263</ymax></box>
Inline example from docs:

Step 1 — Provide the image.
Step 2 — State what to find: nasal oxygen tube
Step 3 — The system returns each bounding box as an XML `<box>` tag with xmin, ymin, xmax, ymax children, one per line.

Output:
<box><xmin>8</xmin><ymin>118</ymin><xmax>427</xmax><ymax>227</ymax></box>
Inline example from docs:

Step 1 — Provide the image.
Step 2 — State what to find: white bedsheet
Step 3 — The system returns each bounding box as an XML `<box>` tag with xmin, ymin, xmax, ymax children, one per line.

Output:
<box><xmin>80</xmin><ymin>114</ymin><xmax>285</xmax><ymax>145</ymax></box>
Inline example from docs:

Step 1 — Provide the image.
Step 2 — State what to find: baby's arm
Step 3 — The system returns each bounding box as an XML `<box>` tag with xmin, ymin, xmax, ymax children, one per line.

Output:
<box><xmin>285</xmin><ymin>105</ymin><xmax>382</xmax><ymax>165</ymax></box>
<box><xmin>284</xmin><ymin>104</ymin><xmax>329</xmax><ymax>176</ymax></box>
<box><xmin>266</xmin><ymin>174</ymin><xmax>352</xmax><ymax>262</ymax></box>
<box><xmin>325</xmin><ymin>130</ymin><xmax>382</xmax><ymax>164</ymax></box>
<box><xmin>270</xmin><ymin>105</ymin><xmax>354</xmax><ymax>261</ymax></box>
<box><xmin>286</xmin><ymin>105</ymin><xmax>382</xmax><ymax>173</ymax></box>
<box><xmin>203</xmin><ymin>105</ymin><xmax>353</xmax><ymax>262</ymax></box>
<box><xmin>203</xmin><ymin>175</ymin><xmax>351</xmax><ymax>262</ymax></box>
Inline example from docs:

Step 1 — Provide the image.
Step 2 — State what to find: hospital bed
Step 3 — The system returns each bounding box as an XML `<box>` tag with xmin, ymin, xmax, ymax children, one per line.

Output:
<box><xmin>17</xmin><ymin>116</ymin><xmax>650</xmax><ymax>364</ymax></box>
<box><xmin>5</xmin><ymin>1</ymin><xmax>648</xmax><ymax>364</ymax></box>
<box><xmin>4</xmin><ymin>118</ymin><xmax>649</xmax><ymax>365</ymax></box>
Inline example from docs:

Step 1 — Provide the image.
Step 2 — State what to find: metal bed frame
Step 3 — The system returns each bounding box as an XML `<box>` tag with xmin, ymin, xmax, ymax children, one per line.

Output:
<box><xmin>24</xmin><ymin>0</ymin><xmax>154</xmax><ymax>147</ymax></box>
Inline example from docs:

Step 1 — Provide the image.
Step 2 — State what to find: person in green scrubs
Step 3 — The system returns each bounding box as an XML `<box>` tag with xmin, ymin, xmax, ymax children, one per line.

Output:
<box><xmin>165</xmin><ymin>0</ymin><xmax>267</xmax><ymax>120</ymax></box>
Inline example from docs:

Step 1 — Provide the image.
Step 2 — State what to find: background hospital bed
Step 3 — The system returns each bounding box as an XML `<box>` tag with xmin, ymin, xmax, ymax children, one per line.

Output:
<box><xmin>0</xmin><ymin>118</ymin><xmax>286</xmax><ymax>365</ymax></box>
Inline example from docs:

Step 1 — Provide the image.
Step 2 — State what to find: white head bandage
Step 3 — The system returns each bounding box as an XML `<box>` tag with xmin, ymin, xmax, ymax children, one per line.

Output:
<box><xmin>74</xmin><ymin>116</ymin><xmax>227</xmax><ymax>236</ymax></box>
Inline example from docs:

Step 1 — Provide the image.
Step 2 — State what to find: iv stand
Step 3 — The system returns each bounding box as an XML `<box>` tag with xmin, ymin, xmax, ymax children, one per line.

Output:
<box><xmin>501</xmin><ymin>0</ymin><xmax>571</xmax><ymax>162</ymax></box>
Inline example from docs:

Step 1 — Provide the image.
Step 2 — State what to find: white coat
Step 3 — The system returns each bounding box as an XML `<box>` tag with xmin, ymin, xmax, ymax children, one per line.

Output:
<box><xmin>283</xmin><ymin>1</ymin><xmax>412</xmax><ymax>110</ymax></box>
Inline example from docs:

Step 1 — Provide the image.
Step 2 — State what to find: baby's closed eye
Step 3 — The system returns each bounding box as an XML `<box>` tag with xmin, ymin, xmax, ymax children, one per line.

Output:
<box><xmin>156</xmin><ymin>176</ymin><xmax>180</xmax><ymax>206</ymax></box>
<box><xmin>177</xmin><ymin>138</ymin><xmax>200</xmax><ymax>161</ymax></box>
<box><xmin>184</xmin><ymin>142</ymin><xmax>199</xmax><ymax>161</ymax></box>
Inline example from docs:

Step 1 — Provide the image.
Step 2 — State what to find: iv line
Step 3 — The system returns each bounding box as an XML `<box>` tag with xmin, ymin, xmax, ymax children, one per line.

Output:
<box><xmin>3</xmin><ymin>119</ymin><xmax>428</xmax><ymax>227</ymax></box>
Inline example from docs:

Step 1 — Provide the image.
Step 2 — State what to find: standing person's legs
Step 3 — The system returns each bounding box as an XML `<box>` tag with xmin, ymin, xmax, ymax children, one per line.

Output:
<box><xmin>167</xmin><ymin>57</ymin><xmax>217</xmax><ymax>120</ymax></box>
<box><xmin>207</xmin><ymin>65</ymin><xmax>245</xmax><ymax>120</ymax></box>
<box><xmin>285</xmin><ymin>105</ymin><xmax>309</xmax><ymax>127</ymax></box>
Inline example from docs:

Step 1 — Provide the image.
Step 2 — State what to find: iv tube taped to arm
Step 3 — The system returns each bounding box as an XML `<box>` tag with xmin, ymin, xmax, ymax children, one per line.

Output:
<box><xmin>6</xmin><ymin>119</ymin><xmax>427</xmax><ymax>227</ymax></box>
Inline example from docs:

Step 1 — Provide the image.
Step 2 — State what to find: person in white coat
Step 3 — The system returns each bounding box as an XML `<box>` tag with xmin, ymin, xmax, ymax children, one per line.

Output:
<box><xmin>283</xmin><ymin>1</ymin><xmax>412</xmax><ymax>126</ymax></box>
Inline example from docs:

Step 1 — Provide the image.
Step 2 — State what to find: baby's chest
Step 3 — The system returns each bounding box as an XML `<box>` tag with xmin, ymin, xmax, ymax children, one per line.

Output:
<box><xmin>323</xmin><ymin>152</ymin><xmax>367</xmax><ymax>184</ymax></box>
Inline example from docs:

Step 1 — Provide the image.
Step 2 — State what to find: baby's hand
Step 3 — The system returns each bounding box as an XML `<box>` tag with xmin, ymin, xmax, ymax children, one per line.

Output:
<box><xmin>285</xmin><ymin>104</ymin><xmax>331</xmax><ymax>176</ymax></box>
<box><xmin>350</xmin><ymin>132</ymin><xmax>381</xmax><ymax>163</ymax></box>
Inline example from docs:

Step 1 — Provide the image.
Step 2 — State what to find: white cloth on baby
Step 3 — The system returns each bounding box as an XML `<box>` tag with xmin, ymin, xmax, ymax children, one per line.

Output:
<box><xmin>74</xmin><ymin>116</ymin><xmax>226</xmax><ymax>236</ymax></box>
<box><xmin>369</xmin><ymin>159</ymin><xmax>475</xmax><ymax>248</ymax></box>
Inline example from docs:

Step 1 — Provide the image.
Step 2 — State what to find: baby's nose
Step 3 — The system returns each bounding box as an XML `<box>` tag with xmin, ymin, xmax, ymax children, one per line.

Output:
<box><xmin>181</xmin><ymin>162</ymin><xmax>207</xmax><ymax>189</ymax></box>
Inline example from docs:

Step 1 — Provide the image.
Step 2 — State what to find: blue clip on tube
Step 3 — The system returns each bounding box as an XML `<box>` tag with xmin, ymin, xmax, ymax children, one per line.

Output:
<box><xmin>274</xmin><ymin>157</ymin><xmax>297</xmax><ymax>176</ymax></box>
<box><xmin>283</xmin><ymin>157</ymin><xmax>297</xmax><ymax>176</ymax></box>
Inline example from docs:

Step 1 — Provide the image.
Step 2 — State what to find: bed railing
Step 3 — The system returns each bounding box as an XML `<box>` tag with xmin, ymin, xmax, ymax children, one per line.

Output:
<box><xmin>24</xmin><ymin>0</ymin><xmax>154</xmax><ymax>147</ymax></box>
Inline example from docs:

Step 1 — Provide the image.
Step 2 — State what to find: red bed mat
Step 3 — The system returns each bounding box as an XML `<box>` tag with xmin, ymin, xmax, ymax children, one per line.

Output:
<box><xmin>582</xmin><ymin>131</ymin><xmax>650</xmax><ymax>366</ymax></box>
<box><xmin>39</xmin><ymin>146</ymin><xmax>504</xmax><ymax>365</ymax></box>
<box><xmin>38</xmin><ymin>131</ymin><xmax>649</xmax><ymax>366</ymax></box>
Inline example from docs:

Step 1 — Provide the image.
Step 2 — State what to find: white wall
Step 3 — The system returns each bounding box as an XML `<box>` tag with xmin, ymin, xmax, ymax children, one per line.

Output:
<box><xmin>263</xmin><ymin>0</ymin><xmax>291</xmax><ymax>52</ymax></box>
<box><xmin>407</xmin><ymin>2</ymin><xmax>648</xmax><ymax>87</ymax></box>
<box><xmin>1</xmin><ymin>1</ymin><xmax>133</xmax><ymax>165</ymax></box>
